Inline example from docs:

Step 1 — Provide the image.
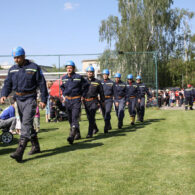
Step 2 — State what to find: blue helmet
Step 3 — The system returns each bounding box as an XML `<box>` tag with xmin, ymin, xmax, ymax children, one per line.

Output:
<box><xmin>102</xmin><ymin>69</ymin><xmax>109</xmax><ymax>75</ymax></box>
<box><xmin>127</xmin><ymin>74</ymin><xmax>133</xmax><ymax>79</ymax></box>
<box><xmin>114</xmin><ymin>73</ymin><xmax>121</xmax><ymax>78</ymax></box>
<box><xmin>65</xmin><ymin>60</ymin><xmax>75</xmax><ymax>67</ymax></box>
<box><xmin>12</xmin><ymin>47</ymin><xmax>25</xmax><ymax>57</ymax></box>
<box><xmin>136</xmin><ymin>75</ymin><xmax>142</xmax><ymax>80</ymax></box>
<box><xmin>86</xmin><ymin>66</ymin><xmax>95</xmax><ymax>72</ymax></box>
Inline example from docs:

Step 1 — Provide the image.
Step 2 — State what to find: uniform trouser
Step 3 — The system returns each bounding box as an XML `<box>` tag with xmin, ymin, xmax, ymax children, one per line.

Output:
<box><xmin>128</xmin><ymin>98</ymin><xmax>137</xmax><ymax>117</ymax></box>
<box><xmin>65</xmin><ymin>98</ymin><xmax>81</xmax><ymax>135</ymax></box>
<box><xmin>0</xmin><ymin>117</ymin><xmax>16</xmax><ymax>130</ymax></box>
<box><xmin>84</xmin><ymin>100</ymin><xmax>98</xmax><ymax>135</ymax></box>
<box><xmin>17</xmin><ymin>98</ymin><xmax>37</xmax><ymax>139</ymax></box>
<box><xmin>137</xmin><ymin>97</ymin><xmax>145</xmax><ymax>120</ymax></box>
<box><xmin>102</xmin><ymin>99</ymin><xmax>113</xmax><ymax>122</ymax></box>
<box><xmin>114</xmin><ymin>98</ymin><xmax>126</xmax><ymax>122</ymax></box>
<box><xmin>185</xmin><ymin>97</ymin><xmax>193</xmax><ymax>109</ymax></box>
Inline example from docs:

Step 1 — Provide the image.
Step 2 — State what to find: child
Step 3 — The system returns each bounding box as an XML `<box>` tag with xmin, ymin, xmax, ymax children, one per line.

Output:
<box><xmin>34</xmin><ymin>104</ymin><xmax>40</xmax><ymax>132</ymax></box>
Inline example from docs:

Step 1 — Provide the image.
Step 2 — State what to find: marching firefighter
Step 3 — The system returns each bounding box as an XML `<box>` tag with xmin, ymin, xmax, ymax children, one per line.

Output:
<box><xmin>0</xmin><ymin>46</ymin><xmax>48</xmax><ymax>162</ymax></box>
<box><xmin>113</xmin><ymin>73</ymin><xmax>127</xmax><ymax>129</ymax></box>
<box><xmin>126</xmin><ymin>74</ymin><xmax>140</xmax><ymax>125</ymax></box>
<box><xmin>136</xmin><ymin>75</ymin><xmax>152</xmax><ymax>122</ymax></box>
<box><xmin>184</xmin><ymin>84</ymin><xmax>193</xmax><ymax>110</ymax></box>
<box><xmin>60</xmin><ymin>61</ymin><xmax>89</xmax><ymax>144</ymax></box>
<box><xmin>101</xmin><ymin>69</ymin><xmax>114</xmax><ymax>133</ymax></box>
<box><xmin>83</xmin><ymin>66</ymin><xmax>105</xmax><ymax>138</ymax></box>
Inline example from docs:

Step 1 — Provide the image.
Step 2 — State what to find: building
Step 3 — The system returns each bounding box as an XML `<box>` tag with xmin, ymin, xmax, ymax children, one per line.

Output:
<box><xmin>82</xmin><ymin>59</ymin><xmax>100</xmax><ymax>73</ymax></box>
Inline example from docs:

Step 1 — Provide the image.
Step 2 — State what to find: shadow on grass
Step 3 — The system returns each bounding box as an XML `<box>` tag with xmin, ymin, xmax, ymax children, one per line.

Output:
<box><xmin>39</xmin><ymin>128</ymin><xmax>59</xmax><ymax>133</ymax></box>
<box><xmin>0</xmin><ymin>148</ymin><xmax>16</xmax><ymax>155</ymax></box>
<box><xmin>21</xmin><ymin>118</ymin><xmax>164</xmax><ymax>162</ymax></box>
<box><xmin>24</xmin><ymin>142</ymin><xmax>103</xmax><ymax>162</ymax></box>
<box><xmin>83</xmin><ymin>118</ymin><xmax>166</xmax><ymax>143</ymax></box>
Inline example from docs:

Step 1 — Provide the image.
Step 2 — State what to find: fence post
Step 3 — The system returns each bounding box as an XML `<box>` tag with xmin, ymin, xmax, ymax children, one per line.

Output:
<box><xmin>154</xmin><ymin>52</ymin><xmax>158</xmax><ymax>102</ymax></box>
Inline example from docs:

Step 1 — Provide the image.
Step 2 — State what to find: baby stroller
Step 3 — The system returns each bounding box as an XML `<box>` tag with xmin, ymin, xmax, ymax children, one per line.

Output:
<box><xmin>50</xmin><ymin>96</ymin><xmax>68</xmax><ymax>122</ymax></box>
<box><xmin>0</xmin><ymin>128</ymin><xmax>13</xmax><ymax>144</ymax></box>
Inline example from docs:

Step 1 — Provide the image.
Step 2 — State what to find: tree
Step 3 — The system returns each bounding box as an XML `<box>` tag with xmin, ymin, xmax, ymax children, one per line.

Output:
<box><xmin>99</xmin><ymin>0</ymin><xmax>194</xmax><ymax>88</ymax></box>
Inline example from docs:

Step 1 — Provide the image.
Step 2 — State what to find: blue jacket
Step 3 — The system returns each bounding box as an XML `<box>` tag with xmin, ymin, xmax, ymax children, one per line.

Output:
<box><xmin>1</xmin><ymin>60</ymin><xmax>48</xmax><ymax>103</ymax></box>
<box><xmin>60</xmin><ymin>73</ymin><xmax>89</xmax><ymax>98</ymax></box>
<box><xmin>126</xmin><ymin>81</ymin><xmax>140</xmax><ymax>100</ymax></box>
<box><xmin>113</xmin><ymin>80</ymin><xmax>126</xmax><ymax>100</ymax></box>
<box><xmin>136</xmin><ymin>82</ymin><xmax>151</xmax><ymax>98</ymax></box>
<box><xmin>184</xmin><ymin>88</ymin><xmax>193</xmax><ymax>98</ymax></box>
<box><xmin>85</xmin><ymin>77</ymin><xmax>105</xmax><ymax>102</ymax></box>
<box><xmin>0</xmin><ymin>105</ymin><xmax>15</xmax><ymax>120</ymax></box>
<box><xmin>101</xmin><ymin>79</ymin><xmax>114</xmax><ymax>98</ymax></box>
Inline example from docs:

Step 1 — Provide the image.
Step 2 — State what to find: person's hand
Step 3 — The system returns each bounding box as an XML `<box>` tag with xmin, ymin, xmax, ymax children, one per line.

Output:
<box><xmin>138</xmin><ymin>99</ymin><xmax>141</xmax><ymax>103</ymax></box>
<box><xmin>149</xmin><ymin>98</ymin><xmax>152</xmax><ymax>101</ymax></box>
<box><xmin>39</xmin><ymin>102</ymin><xmax>46</xmax><ymax>109</ymax></box>
<box><xmin>62</xmin><ymin>96</ymin><xmax>66</xmax><ymax>103</ymax></box>
<box><xmin>115</xmin><ymin>102</ymin><xmax>119</xmax><ymax>107</ymax></box>
<box><xmin>0</xmin><ymin>96</ymin><xmax>6</xmax><ymax>104</ymax></box>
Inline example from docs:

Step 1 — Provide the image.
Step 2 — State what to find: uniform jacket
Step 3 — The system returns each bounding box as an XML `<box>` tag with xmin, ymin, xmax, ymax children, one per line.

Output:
<box><xmin>184</xmin><ymin>88</ymin><xmax>193</xmax><ymax>98</ymax></box>
<box><xmin>60</xmin><ymin>73</ymin><xmax>89</xmax><ymax>98</ymax></box>
<box><xmin>136</xmin><ymin>82</ymin><xmax>151</xmax><ymax>98</ymax></box>
<box><xmin>85</xmin><ymin>77</ymin><xmax>105</xmax><ymax>102</ymax></box>
<box><xmin>126</xmin><ymin>81</ymin><xmax>140</xmax><ymax>100</ymax></box>
<box><xmin>113</xmin><ymin>80</ymin><xmax>126</xmax><ymax>100</ymax></box>
<box><xmin>101</xmin><ymin>78</ymin><xmax>114</xmax><ymax>97</ymax></box>
<box><xmin>1</xmin><ymin>60</ymin><xmax>48</xmax><ymax>103</ymax></box>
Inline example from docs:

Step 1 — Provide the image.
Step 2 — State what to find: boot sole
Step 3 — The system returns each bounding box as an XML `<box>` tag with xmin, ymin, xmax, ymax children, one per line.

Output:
<box><xmin>10</xmin><ymin>154</ymin><xmax>22</xmax><ymax>163</ymax></box>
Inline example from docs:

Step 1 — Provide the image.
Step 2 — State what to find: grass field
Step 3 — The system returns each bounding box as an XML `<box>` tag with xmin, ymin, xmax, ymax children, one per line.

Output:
<box><xmin>0</xmin><ymin>108</ymin><xmax>194</xmax><ymax>195</ymax></box>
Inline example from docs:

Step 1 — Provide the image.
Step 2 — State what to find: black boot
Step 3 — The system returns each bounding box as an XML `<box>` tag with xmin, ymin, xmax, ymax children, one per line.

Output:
<box><xmin>93</xmin><ymin>128</ymin><xmax>99</xmax><ymax>134</ymax></box>
<box><xmin>10</xmin><ymin>137</ymin><xmax>29</xmax><ymax>162</ymax></box>
<box><xmin>93</xmin><ymin>123</ymin><xmax>99</xmax><ymax>134</ymax></box>
<box><xmin>74</xmin><ymin>128</ymin><xmax>81</xmax><ymax>140</ymax></box>
<box><xmin>108</xmin><ymin>121</ymin><xmax>112</xmax><ymax>130</ymax></box>
<box><xmin>28</xmin><ymin>136</ymin><xmax>41</xmax><ymax>155</ymax></box>
<box><xmin>86</xmin><ymin>127</ymin><xmax>93</xmax><ymax>138</ymax></box>
<box><xmin>67</xmin><ymin>125</ymin><xmax>76</xmax><ymax>144</ymax></box>
<box><xmin>104</xmin><ymin>121</ymin><xmax>109</xmax><ymax>134</ymax></box>
<box><xmin>118</xmin><ymin>121</ymin><xmax>122</xmax><ymax>129</ymax></box>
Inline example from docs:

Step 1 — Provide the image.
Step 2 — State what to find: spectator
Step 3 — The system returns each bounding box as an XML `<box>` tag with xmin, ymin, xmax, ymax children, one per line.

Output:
<box><xmin>0</xmin><ymin>100</ymin><xmax>16</xmax><ymax>133</ymax></box>
<box><xmin>170</xmin><ymin>90</ymin><xmax>175</xmax><ymax>107</ymax></box>
<box><xmin>45</xmin><ymin>81</ymin><xmax>53</xmax><ymax>122</ymax></box>
<box><xmin>34</xmin><ymin>102</ymin><xmax>40</xmax><ymax>132</ymax></box>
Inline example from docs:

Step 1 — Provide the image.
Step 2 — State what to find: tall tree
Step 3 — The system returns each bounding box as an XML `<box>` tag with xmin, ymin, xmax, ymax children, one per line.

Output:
<box><xmin>99</xmin><ymin>0</ymin><xmax>194</xmax><ymax>88</ymax></box>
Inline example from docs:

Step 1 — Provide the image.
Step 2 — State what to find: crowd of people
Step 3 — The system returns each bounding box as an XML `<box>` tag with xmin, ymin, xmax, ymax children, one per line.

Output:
<box><xmin>0</xmin><ymin>46</ymin><xmax>194</xmax><ymax>163</ymax></box>
<box><xmin>152</xmin><ymin>86</ymin><xmax>195</xmax><ymax>109</ymax></box>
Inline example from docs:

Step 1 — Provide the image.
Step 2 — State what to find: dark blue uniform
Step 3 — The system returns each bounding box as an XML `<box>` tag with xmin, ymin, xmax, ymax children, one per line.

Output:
<box><xmin>136</xmin><ymin>82</ymin><xmax>151</xmax><ymax>121</ymax></box>
<box><xmin>126</xmin><ymin>82</ymin><xmax>140</xmax><ymax>119</ymax></box>
<box><xmin>1</xmin><ymin>60</ymin><xmax>48</xmax><ymax>139</ymax></box>
<box><xmin>184</xmin><ymin>88</ymin><xmax>193</xmax><ymax>110</ymax></box>
<box><xmin>84</xmin><ymin>77</ymin><xmax>104</xmax><ymax>137</ymax></box>
<box><xmin>101</xmin><ymin>78</ymin><xmax>114</xmax><ymax>132</ymax></box>
<box><xmin>60</xmin><ymin>73</ymin><xmax>89</xmax><ymax>143</ymax></box>
<box><xmin>113</xmin><ymin>80</ymin><xmax>126</xmax><ymax>128</ymax></box>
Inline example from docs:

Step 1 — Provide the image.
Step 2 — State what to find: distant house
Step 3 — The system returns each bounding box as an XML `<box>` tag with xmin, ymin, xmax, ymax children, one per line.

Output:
<box><xmin>82</xmin><ymin>59</ymin><xmax>100</xmax><ymax>73</ymax></box>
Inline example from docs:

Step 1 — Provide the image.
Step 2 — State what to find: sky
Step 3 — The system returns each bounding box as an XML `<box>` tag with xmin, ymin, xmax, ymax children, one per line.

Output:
<box><xmin>0</xmin><ymin>0</ymin><xmax>194</xmax><ymax>70</ymax></box>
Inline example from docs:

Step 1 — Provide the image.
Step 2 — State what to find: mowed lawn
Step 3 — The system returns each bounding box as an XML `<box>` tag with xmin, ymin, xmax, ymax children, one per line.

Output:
<box><xmin>0</xmin><ymin>108</ymin><xmax>194</xmax><ymax>195</ymax></box>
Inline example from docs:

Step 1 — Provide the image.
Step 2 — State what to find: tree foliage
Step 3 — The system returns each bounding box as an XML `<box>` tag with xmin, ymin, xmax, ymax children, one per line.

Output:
<box><xmin>99</xmin><ymin>0</ymin><xmax>194</xmax><ymax>88</ymax></box>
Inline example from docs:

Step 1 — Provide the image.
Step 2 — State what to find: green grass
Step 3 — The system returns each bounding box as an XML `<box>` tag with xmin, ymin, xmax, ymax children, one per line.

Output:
<box><xmin>0</xmin><ymin>109</ymin><xmax>194</xmax><ymax>195</ymax></box>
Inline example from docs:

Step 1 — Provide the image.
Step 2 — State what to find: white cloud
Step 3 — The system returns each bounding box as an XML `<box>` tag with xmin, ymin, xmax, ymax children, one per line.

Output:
<box><xmin>64</xmin><ymin>2</ymin><xmax>79</xmax><ymax>10</ymax></box>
